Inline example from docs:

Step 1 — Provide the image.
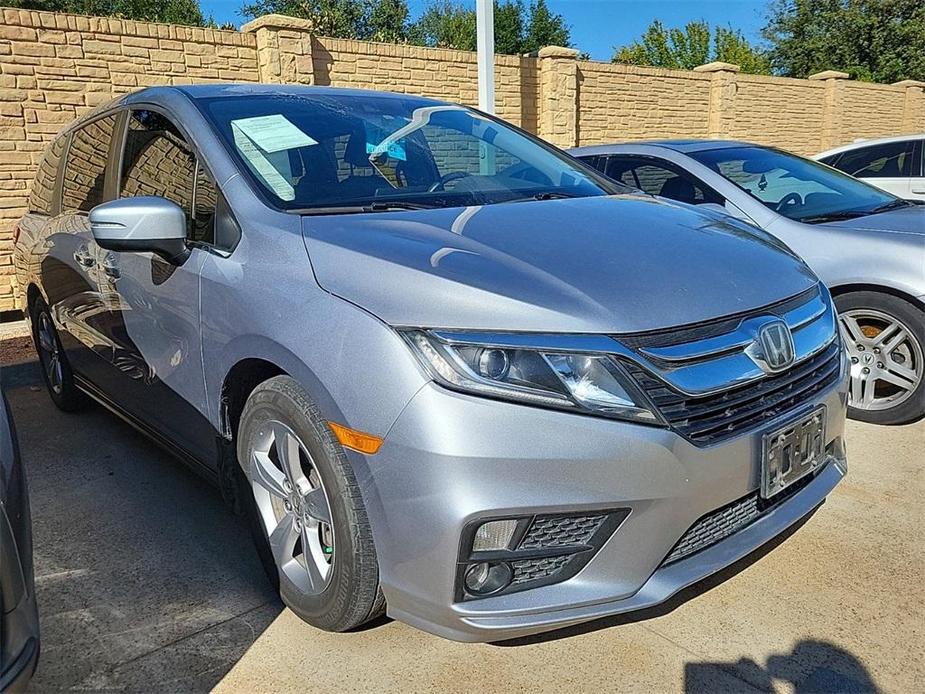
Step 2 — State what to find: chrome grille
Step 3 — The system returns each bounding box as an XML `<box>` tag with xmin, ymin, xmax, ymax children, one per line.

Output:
<box><xmin>626</xmin><ymin>341</ymin><xmax>842</xmax><ymax>444</ymax></box>
<box><xmin>617</xmin><ymin>285</ymin><xmax>841</xmax><ymax>445</ymax></box>
<box><xmin>664</xmin><ymin>473</ymin><xmax>814</xmax><ymax>565</ymax></box>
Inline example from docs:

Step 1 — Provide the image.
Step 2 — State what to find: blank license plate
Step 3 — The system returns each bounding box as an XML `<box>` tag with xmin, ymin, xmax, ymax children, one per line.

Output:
<box><xmin>761</xmin><ymin>407</ymin><xmax>826</xmax><ymax>499</ymax></box>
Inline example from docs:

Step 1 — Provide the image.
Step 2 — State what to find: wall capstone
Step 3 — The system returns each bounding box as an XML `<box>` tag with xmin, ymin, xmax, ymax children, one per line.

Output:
<box><xmin>695</xmin><ymin>62</ymin><xmax>740</xmax><ymax>138</ymax></box>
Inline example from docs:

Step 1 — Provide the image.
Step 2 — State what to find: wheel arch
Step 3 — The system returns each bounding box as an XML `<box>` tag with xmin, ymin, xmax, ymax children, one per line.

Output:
<box><xmin>829</xmin><ymin>283</ymin><xmax>925</xmax><ymax>312</ymax></box>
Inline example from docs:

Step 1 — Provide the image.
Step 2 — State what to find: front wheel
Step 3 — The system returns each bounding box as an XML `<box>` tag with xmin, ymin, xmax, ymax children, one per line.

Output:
<box><xmin>836</xmin><ymin>291</ymin><xmax>925</xmax><ymax>425</ymax></box>
<box><xmin>237</xmin><ymin>376</ymin><xmax>385</xmax><ymax>632</ymax></box>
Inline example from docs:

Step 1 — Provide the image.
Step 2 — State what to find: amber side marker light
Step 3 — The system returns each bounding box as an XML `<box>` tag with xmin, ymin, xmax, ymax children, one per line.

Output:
<box><xmin>328</xmin><ymin>421</ymin><xmax>384</xmax><ymax>454</ymax></box>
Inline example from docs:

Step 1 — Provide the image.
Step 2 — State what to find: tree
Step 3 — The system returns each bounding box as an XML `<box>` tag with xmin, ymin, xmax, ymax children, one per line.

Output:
<box><xmin>409</xmin><ymin>0</ymin><xmax>571</xmax><ymax>53</ymax></box>
<box><xmin>8</xmin><ymin>0</ymin><xmax>207</xmax><ymax>25</ymax></box>
<box><xmin>523</xmin><ymin>0</ymin><xmax>570</xmax><ymax>52</ymax></box>
<box><xmin>763</xmin><ymin>0</ymin><xmax>925</xmax><ymax>82</ymax></box>
<box><xmin>613</xmin><ymin>19</ymin><xmax>770</xmax><ymax>74</ymax></box>
<box><xmin>241</xmin><ymin>0</ymin><xmax>376</xmax><ymax>38</ymax></box>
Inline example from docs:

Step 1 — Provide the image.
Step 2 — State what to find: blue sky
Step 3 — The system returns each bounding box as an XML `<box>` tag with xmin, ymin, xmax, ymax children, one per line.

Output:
<box><xmin>200</xmin><ymin>0</ymin><xmax>769</xmax><ymax>62</ymax></box>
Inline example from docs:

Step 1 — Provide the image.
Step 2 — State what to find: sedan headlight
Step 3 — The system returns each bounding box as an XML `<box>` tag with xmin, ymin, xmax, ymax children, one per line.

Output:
<box><xmin>401</xmin><ymin>330</ymin><xmax>662</xmax><ymax>424</ymax></box>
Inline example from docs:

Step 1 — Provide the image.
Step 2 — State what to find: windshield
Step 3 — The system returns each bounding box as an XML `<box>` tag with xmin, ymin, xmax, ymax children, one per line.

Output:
<box><xmin>198</xmin><ymin>93</ymin><xmax>617</xmax><ymax>213</ymax></box>
<box><xmin>688</xmin><ymin>145</ymin><xmax>904</xmax><ymax>223</ymax></box>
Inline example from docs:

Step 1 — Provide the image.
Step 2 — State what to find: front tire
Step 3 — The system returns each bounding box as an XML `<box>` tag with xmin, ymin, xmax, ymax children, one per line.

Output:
<box><xmin>30</xmin><ymin>299</ymin><xmax>84</xmax><ymax>412</ymax></box>
<box><xmin>835</xmin><ymin>291</ymin><xmax>924</xmax><ymax>425</ymax></box>
<box><xmin>237</xmin><ymin>376</ymin><xmax>385</xmax><ymax>632</ymax></box>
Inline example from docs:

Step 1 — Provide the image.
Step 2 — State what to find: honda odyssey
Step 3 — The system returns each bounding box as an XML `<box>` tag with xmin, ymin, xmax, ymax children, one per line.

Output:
<box><xmin>15</xmin><ymin>86</ymin><xmax>848</xmax><ymax>642</ymax></box>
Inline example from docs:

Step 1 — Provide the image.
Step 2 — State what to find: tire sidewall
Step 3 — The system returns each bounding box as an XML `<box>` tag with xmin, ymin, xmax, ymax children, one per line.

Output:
<box><xmin>835</xmin><ymin>291</ymin><xmax>925</xmax><ymax>425</ymax></box>
<box><xmin>236</xmin><ymin>377</ymin><xmax>380</xmax><ymax>631</ymax></box>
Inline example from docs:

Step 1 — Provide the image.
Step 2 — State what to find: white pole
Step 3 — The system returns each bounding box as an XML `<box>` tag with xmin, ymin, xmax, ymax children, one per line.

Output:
<box><xmin>476</xmin><ymin>0</ymin><xmax>495</xmax><ymax>114</ymax></box>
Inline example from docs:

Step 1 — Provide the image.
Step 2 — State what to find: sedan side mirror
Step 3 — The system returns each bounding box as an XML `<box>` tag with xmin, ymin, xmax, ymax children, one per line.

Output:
<box><xmin>89</xmin><ymin>196</ymin><xmax>190</xmax><ymax>265</ymax></box>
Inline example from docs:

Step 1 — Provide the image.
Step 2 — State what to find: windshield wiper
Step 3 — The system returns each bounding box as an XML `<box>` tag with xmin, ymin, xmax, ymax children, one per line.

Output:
<box><xmin>296</xmin><ymin>201</ymin><xmax>438</xmax><ymax>215</ymax></box>
<box><xmin>868</xmin><ymin>199</ymin><xmax>914</xmax><ymax>215</ymax></box>
<box><xmin>798</xmin><ymin>210</ymin><xmax>868</xmax><ymax>224</ymax></box>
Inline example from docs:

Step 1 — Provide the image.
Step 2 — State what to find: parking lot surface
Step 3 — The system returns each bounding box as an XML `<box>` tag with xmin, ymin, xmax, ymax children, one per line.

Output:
<box><xmin>2</xmin><ymin>355</ymin><xmax>922</xmax><ymax>693</ymax></box>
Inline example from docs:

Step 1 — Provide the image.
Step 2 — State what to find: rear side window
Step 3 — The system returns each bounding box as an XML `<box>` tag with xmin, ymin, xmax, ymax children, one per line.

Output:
<box><xmin>834</xmin><ymin>141</ymin><xmax>914</xmax><ymax>178</ymax></box>
<box><xmin>61</xmin><ymin>115</ymin><xmax>118</xmax><ymax>213</ymax></box>
<box><xmin>29</xmin><ymin>134</ymin><xmax>67</xmax><ymax>215</ymax></box>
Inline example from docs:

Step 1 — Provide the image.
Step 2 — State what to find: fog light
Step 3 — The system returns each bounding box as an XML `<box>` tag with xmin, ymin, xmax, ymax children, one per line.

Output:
<box><xmin>464</xmin><ymin>561</ymin><xmax>513</xmax><ymax>595</ymax></box>
<box><xmin>472</xmin><ymin>519</ymin><xmax>518</xmax><ymax>552</ymax></box>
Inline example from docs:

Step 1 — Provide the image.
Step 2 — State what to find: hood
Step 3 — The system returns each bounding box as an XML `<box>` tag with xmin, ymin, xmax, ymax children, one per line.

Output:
<box><xmin>301</xmin><ymin>195</ymin><xmax>819</xmax><ymax>333</ymax></box>
<box><xmin>820</xmin><ymin>205</ymin><xmax>925</xmax><ymax>236</ymax></box>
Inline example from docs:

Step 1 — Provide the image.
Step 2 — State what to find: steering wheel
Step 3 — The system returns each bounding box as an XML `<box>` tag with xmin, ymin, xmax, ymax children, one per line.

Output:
<box><xmin>428</xmin><ymin>171</ymin><xmax>472</xmax><ymax>192</ymax></box>
<box><xmin>775</xmin><ymin>192</ymin><xmax>803</xmax><ymax>212</ymax></box>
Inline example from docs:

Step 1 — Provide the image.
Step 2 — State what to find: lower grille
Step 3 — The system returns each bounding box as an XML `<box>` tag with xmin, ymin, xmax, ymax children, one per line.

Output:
<box><xmin>511</xmin><ymin>555</ymin><xmax>572</xmax><ymax>584</ymax></box>
<box><xmin>626</xmin><ymin>341</ymin><xmax>842</xmax><ymax>444</ymax></box>
<box><xmin>518</xmin><ymin>513</ymin><xmax>607</xmax><ymax>549</ymax></box>
<box><xmin>663</xmin><ymin>473</ymin><xmax>815</xmax><ymax>565</ymax></box>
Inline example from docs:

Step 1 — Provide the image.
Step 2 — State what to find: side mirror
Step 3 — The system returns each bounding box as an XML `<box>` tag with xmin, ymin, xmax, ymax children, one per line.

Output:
<box><xmin>89</xmin><ymin>196</ymin><xmax>190</xmax><ymax>265</ymax></box>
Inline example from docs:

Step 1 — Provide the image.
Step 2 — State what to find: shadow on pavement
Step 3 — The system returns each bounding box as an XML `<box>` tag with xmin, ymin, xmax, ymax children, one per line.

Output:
<box><xmin>1</xmin><ymin>360</ymin><xmax>282</xmax><ymax>691</ymax></box>
<box><xmin>685</xmin><ymin>639</ymin><xmax>881</xmax><ymax>693</ymax></box>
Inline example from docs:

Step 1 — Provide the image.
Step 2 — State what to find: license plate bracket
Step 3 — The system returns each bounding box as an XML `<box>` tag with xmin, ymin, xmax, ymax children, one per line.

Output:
<box><xmin>761</xmin><ymin>406</ymin><xmax>827</xmax><ymax>499</ymax></box>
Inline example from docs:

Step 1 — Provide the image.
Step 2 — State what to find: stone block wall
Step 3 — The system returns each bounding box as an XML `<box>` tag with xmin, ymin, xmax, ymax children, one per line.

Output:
<box><xmin>0</xmin><ymin>8</ymin><xmax>922</xmax><ymax>312</ymax></box>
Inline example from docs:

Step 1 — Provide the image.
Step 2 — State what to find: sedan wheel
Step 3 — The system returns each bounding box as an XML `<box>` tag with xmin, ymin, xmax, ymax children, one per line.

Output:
<box><xmin>835</xmin><ymin>291</ymin><xmax>925</xmax><ymax>425</ymax></box>
<box><xmin>30</xmin><ymin>300</ymin><xmax>83</xmax><ymax>412</ymax></box>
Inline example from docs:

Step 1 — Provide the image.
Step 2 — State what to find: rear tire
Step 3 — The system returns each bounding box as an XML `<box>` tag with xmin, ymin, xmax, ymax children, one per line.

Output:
<box><xmin>835</xmin><ymin>291</ymin><xmax>924</xmax><ymax>425</ymax></box>
<box><xmin>29</xmin><ymin>299</ymin><xmax>84</xmax><ymax>412</ymax></box>
<box><xmin>237</xmin><ymin>376</ymin><xmax>385</xmax><ymax>632</ymax></box>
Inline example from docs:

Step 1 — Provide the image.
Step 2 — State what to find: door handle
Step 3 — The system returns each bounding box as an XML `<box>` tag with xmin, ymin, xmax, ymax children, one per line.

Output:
<box><xmin>73</xmin><ymin>246</ymin><xmax>95</xmax><ymax>268</ymax></box>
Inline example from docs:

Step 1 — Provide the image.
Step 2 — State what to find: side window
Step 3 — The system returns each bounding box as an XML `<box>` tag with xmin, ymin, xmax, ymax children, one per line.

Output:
<box><xmin>620</xmin><ymin>159</ymin><xmax>722</xmax><ymax>205</ymax></box>
<box><xmin>29</xmin><ymin>133</ymin><xmax>68</xmax><ymax>215</ymax></box>
<box><xmin>834</xmin><ymin>141</ymin><xmax>914</xmax><ymax>178</ymax></box>
<box><xmin>61</xmin><ymin>115</ymin><xmax>118</xmax><ymax>213</ymax></box>
<box><xmin>120</xmin><ymin>110</ymin><xmax>195</xmax><ymax>215</ymax></box>
<box><xmin>602</xmin><ymin>157</ymin><xmax>642</xmax><ymax>188</ymax></box>
<box><xmin>120</xmin><ymin>109</ymin><xmax>218</xmax><ymax>246</ymax></box>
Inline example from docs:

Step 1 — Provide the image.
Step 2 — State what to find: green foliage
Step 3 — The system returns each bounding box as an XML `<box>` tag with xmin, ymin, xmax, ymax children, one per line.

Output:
<box><xmin>613</xmin><ymin>19</ymin><xmax>770</xmax><ymax>74</ymax></box>
<box><xmin>763</xmin><ymin>0</ymin><xmax>925</xmax><ymax>82</ymax></box>
<box><xmin>409</xmin><ymin>0</ymin><xmax>570</xmax><ymax>53</ymax></box>
<box><xmin>522</xmin><ymin>0</ymin><xmax>570</xmax><ymax>53</ymax></box>
<box><xmin>8</xmin><ymin>0</ymin><xmax>206</xmax><ymax>25</ymax></box>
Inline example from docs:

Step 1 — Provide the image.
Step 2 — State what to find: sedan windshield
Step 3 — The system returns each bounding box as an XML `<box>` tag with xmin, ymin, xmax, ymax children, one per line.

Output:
<box><xmin>688</xmin><ymin>145</ymin><xmax>907</xmax><ymax>224</ymax></box>
<box><xmin>198</xmin><ymin>93</ymin><xmax>617</xmax><ymax>213</ymax></box>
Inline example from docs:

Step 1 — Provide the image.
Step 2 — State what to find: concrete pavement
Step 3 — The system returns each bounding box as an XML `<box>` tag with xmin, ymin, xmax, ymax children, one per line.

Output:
<box><xmin>2</xmin><ymin>356</ymin><xmax>922</xmax><ymax>692</ymax></box>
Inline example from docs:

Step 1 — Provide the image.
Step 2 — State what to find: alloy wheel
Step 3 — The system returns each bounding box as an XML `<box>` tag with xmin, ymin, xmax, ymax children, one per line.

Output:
<box><xmin>36</xmin><ymin>311</ymin><xmax>64</xmax><ymax>395</ymax></box>
<box><xmin>248</xmin><ymin>420</ymin><xmax>335</xmax><ymax>595</ymax></box>
<box><xmin>839</xmin><ymin>309</ymin><xmax>923</xmax><ymax>412</ymax></box>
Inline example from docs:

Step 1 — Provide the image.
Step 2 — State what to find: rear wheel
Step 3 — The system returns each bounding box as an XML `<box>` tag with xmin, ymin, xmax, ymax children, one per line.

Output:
<box><xmin>237</xmin><ymin>376</ymin><xmax>385</xmax><ymax>631</ymax></box>
<box><xmin>835</xmin><ymin>291</ymin><xmax>924</xmax><ymax>425</ymax></box>
<box><xmin>30</xmin><ymin>300</ymin><xmax>83</xmax><ymax>412</ymax></box>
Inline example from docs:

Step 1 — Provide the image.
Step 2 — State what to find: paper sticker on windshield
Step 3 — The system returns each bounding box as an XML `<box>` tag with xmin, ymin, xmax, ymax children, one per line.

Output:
<box><xmin>230</xmin><ymin>114</ymin><xmax>316</xmax><ymax>153</ymax></box>
<box><xmin>232</xmin><ymin>124</ymin><xmax>295</xmax><ymax>200</ymax></box>
<box><xmin>366</xmin><ymin>140</ymin><xmax>406</xmax><ymax>161</ymax></box>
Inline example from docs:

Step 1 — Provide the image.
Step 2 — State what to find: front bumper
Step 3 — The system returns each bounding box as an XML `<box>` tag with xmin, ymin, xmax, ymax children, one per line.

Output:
<box><xmin>353</xmin><ymin>366</ymin><xmax>848</xmax><ymax>642</ymax></box>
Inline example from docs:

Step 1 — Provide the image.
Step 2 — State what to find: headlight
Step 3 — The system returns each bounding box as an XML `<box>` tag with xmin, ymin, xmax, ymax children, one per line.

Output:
<box><xmin>401</xmin><ymin>330</ymin><xmax>662</xmax><ymax>424</ymax></box>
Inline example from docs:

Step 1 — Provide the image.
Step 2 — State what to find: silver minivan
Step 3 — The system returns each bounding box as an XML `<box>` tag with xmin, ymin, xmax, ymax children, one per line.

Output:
<box><xmin>15</xmin><ymin>85</ymin><xmax>848</xmax><ymax>642</ymax></box>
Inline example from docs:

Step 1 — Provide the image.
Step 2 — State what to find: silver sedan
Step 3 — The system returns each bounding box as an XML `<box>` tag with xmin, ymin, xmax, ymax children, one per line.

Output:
<box><xmin>571</xmin><ymin>141</ymin><xmax>925</xmax><ymax>425</ymax></box>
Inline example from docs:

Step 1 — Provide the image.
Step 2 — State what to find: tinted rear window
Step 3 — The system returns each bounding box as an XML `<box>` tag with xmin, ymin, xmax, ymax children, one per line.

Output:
<box><xmin>61</xmin><ymin>115</ymin><xmax>117</xmax><ymax>213</ymax></box>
